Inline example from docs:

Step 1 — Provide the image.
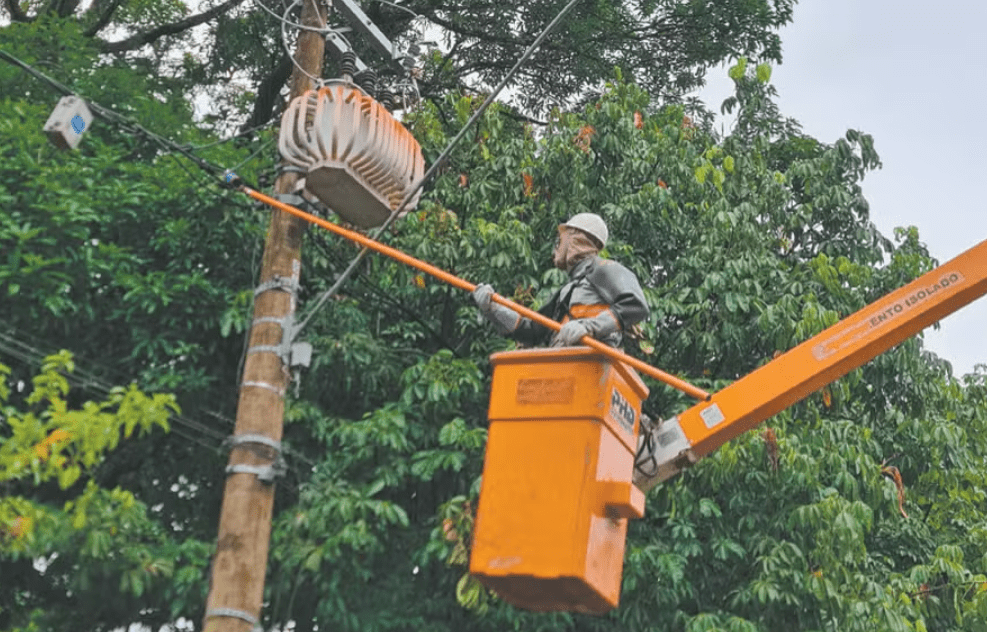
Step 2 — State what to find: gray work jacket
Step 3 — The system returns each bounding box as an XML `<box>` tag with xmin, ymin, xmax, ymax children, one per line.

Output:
<box><xmin>510</xmin><ymin>255</ymin><xmax>649</xmax><ymax>347</ymax></box>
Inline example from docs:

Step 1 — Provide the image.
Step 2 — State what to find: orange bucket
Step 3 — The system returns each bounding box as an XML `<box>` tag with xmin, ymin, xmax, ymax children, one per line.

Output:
<box><xmin>469</xmin><ymin>347</ymin><xmax>648</xmax><ymax>614</ymax></box>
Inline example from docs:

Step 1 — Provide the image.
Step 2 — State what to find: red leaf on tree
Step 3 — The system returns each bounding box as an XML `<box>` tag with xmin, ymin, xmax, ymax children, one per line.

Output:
<box><xmin>522</xmin><ymin>172</ymin><xmax>534</xmax><ymax>196</ymax></box>
<box><xmin>634</xmin><ymin>111</ymin><xmax>643</xmax><ymax>129</ymax></box>
<box><xmin>573</xmin><ymin>125</ymin><xmax>595</xmax><ymax>153</ymax></box>
<box><xmin>763</xmin><ymin>427</ymin><xmax>779</xmax><ymax>472</ymax></box>
<box><xmin>881</xmin><ymin>465</ymin><xmax>908</xmax><ymax>518</ymax></box>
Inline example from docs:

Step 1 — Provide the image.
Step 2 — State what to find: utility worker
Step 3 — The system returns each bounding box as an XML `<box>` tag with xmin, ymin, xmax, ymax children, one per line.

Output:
<box><xmin>472</xmin><ymin>213</ymin><xmax>649</xmax><ymax>348</ymax></box>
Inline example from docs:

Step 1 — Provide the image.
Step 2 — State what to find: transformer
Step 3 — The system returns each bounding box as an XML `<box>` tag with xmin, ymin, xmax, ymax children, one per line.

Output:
<box><xmin>279</xmin><ymin>82</ymin><xmax>424</xmax><ymax>228</ymax></box>
<box><xmin>43</xmin><ymin>95</ymin><xmax>93</xmax><ymax>150</ymax></box>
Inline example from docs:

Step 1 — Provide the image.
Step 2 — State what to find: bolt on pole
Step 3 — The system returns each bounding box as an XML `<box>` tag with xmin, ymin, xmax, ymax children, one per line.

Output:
<box><xmin>202</xmin><ymin>0</ymin><xmax>327</xmax><ymax>630</ymax></box>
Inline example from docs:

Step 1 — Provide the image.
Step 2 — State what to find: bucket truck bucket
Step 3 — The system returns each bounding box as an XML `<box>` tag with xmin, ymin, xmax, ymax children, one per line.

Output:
<box><xmin>469</xmin><ymin>347</ymin><xmax>648</xmax><ymax>614</ymax></box>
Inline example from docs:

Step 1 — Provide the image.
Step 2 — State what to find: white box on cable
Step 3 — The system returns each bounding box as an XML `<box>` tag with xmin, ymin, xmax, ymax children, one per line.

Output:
<box><xmin>43</xmin><ymin>95</ymin><xmax>93</xmax><ymax>150</ymax></box>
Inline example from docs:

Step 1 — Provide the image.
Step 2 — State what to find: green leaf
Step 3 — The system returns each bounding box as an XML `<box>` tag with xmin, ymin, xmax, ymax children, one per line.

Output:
<box><xmin>728</xmin><ymin>57</ymin><xmax>748</xmax><ymax>80</ymax></box>
<box><xmin>57</xmin><ymin>465</ymin><xmax>81</xmax><ymax>490</ymax></box>
<box><xmin>756</xmin><ymin>63</ymin><xmax>772</xmax><ymax>84</ymax></box>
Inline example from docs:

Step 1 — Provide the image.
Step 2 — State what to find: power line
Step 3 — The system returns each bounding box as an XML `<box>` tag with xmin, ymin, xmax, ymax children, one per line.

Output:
<box><xmin>293</xmin><ymin>0</ymin><xmax>586</xmax><ymax>338</ymax></box>
<box><xmin>0</xmin><ymin>48</ymin><xmax>265</xmax><ymax>188</ymax></box>
<box><xmin>169</xmin><ymin>119</ymin><xmax>279</xmax><ymax>153</ymax></box>
<box><xmin>0</xmin><ymin>329</ymin><xmax>320</xmax><ymax>471</ymax></box>
<box><xmin>281</xmin><ymin>0</ymin><xmax>330</xmax><ymax>85</ymax></box>
<box><xmin>254</xmin><ymin>0</ymin><xmax>331</xmax><ymax>32</ymax></box>
<box><xmin>0</xmin><ymin>331</ymin><xmax>322</xmax><ymax>496</ymax></box>
<box><xmin>3</xmin><ymin>331</ymin><xmax>223</xmax><ymax>445</ymax></box>
<box><xmin>0</xmin><ymin>330</ymin><xmax>227</xmax><ymax>446</ymax></box>
<box><xmin>0</xmin><ymin>52</ymin><xmax>325</xmax><ymax>467</ymax></box>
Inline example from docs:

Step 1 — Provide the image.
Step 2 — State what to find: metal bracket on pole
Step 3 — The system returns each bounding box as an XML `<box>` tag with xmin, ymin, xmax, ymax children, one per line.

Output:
<box><xmin>223</xmin><ymin>433</ymin><xmax>288</xmax><ymax>484</ymax></box>
<box><xmin>273</xmin><ymin>192</ymin><xmax>305</xmax><ymax>207</ymax></box>
<box><xmin>224</xmin><ymin>433</ymin><xmax>284</xmax><ymax>454</ymax></box>
<box><xmin>281</xmin><ymin>185</ymin><xmax>328</xmax><ymax>213</ymax></box>
<box><xmin>332</xmin><ymin>0</ymin><xmax>403</xmax><ymax>68</ymax></box>
<box><xmin>226</xmin><ymin>461</ymin><xmax>287</xmax><ymax>484</ymax></box>
<box><xmin>248</xmin><ymin>270</ymin><xmax>313</xmax><ymax>369</ymax></box>
<box><xmin>205</xmin><ymin>607</ymin><xmax>261</xmax><ymax>630</ymax></box>
<box><xmin>276</xmin><ymin>164</ymin><xmax>307</xmax><ymax>176</ymax></box>
<box><xmin>246</xmin><ymin>312</ymin><xmax>312</xmax><ymax>368</ymax></box>
<box><xmin>241</xmin><ymin>380</ymin><xmax>287</xmax><ymax>396</ymax></box>
<box><xmin>253</xmin><ymin>275</ymin><xmax>300</xmax><ymax>298</ymax></box>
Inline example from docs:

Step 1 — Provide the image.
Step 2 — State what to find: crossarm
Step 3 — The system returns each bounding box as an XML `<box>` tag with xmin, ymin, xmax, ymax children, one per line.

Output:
<box><xmin>635</xmin><ymin>237</ymin><xmax>987</xmax><ymax>490</ymax></box>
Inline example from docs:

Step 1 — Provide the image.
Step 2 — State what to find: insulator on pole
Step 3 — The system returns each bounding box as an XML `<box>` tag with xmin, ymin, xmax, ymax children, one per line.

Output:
<box><xmin>357</xmin><ymin>69</ymin><xmax>378</xmax><ymax>97</ymax></box>
<box><xmin>340</xmin><ymin>51</ymin><xmax>358</xmax><ymax>81</ymax></box>
<box><xmin>378</xmin><ymin>88</ymin><xmax>396</xmax><ymax>112</ymax></box>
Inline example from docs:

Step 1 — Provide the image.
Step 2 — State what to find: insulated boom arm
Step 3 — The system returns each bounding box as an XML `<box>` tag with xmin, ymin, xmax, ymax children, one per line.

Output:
<box><xmin>635</xmin><ymin>237</ymin><xmax>987</xmax><ymax>490</ymax></box>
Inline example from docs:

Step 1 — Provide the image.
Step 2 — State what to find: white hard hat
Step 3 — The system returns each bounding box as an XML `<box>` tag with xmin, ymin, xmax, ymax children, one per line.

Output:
<box><xmin>561</xmin><ymin>213</ymin><xmax>608</xmax><ymax>248</ymax></box>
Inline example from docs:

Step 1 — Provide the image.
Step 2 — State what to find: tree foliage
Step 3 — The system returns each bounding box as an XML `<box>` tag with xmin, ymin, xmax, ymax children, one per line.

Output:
<box><xmin>2</xmin><ymin>3</ymin><xmax>987</xmax><ymax>632</ymax></box>
<box><xmin>0</xmin><ymin>352</ymin><xmax>204</xmax><ymax>632</ymax></box>
<box><xmin>1</xmin><ymin>0</ymin><xmax>796</xmax><ymax>129</ymax></box>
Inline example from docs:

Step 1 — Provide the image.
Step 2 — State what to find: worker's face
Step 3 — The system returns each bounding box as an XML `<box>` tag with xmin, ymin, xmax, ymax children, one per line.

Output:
<box><xmin>553</xmin><ymin>226</ymin><xmax>572</xmax><ymax>270</ymax></box>
<box><xmin>553</xmin><ymin>226</ymin><xmax>601</xmax><ymax>271</ymax></box>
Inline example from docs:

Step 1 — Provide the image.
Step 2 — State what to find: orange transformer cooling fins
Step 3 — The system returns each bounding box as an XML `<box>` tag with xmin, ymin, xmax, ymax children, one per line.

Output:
<box><xmin>279</xmin><ymin>81</ymin><xmax>425</xmax><ymax>228</ymax></box>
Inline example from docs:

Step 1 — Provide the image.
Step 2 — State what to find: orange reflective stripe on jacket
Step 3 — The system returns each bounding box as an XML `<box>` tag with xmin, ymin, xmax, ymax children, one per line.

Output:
<box><xmin>562</xmin><ymin>304</ymin><xmax>618</xmax><ymax>327</ymax></box>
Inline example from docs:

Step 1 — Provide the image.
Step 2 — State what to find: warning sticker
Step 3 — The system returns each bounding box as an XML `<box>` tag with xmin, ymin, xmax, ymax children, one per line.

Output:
<box><xmin>813</xmin><ymin>271</ymin><xmax>965</xmax><ymax>361</ymax></box>
<box><xmin>516</xmin><ymin>378</ymin><xmax>574</xmax><ymax>405</ymax></box>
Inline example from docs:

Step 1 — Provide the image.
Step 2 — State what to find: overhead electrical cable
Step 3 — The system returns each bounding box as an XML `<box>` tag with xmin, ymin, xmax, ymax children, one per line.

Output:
<box><xmin>0</xmin><ymin>353</ymin><xmax>220</xmax><ymax>455</ymax></box>
<box><xmin>0</xmin><ymin>331</ymin><xmax>226</xmax><ymax>446</ymax></box>
<box><xmin>0</xmin><ymin>330</ymin><xmax>318</xmax><ymax>467</ymax></box>
<box><xmin>281</xmin><ymin>0</ymin><xmax>330</xmax><ymax>85</ymax></box>
<box><xmin>254</xmin><ymin>0</ymin><xmax>332</xmax><ymax>33</ymax></box>
<box><xmin>0</xmin><ymin>331</ymin><xmax>318</xmax><ymax>496</ymax></box>
<box><xmin>293</xmin><ymin>0</ymin><xmax>586</xmax><ymax>337</ymax></box>
<box><xmin>174</xmin><ymin>119</ymin><xmax>279</xmax><ymax>153</ymax></box>
<box><xmin>0</xmin><ymin>48</ymin><xmax>268</xmax><ymax>188</ymax></box>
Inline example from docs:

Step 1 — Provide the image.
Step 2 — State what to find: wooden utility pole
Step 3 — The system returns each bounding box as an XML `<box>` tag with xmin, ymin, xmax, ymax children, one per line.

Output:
<box><xmin>202</xmin><ymin>1</ymin><xmax>327</xmax><ymax>630</ymax></box>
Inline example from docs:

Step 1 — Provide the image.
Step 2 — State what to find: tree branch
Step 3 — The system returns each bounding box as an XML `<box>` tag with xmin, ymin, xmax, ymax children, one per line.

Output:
<box><xmin>54</xmin><ymin>0</ymin><xmax>81</xmax><ymax>18</ymax></box>
<box><xmin>98</xmin><ymin>0</ymin><xmax>247</xmax><ymax>54</ymax></box>
<box><xmin>3</xmin><ymin>0</ymin><xmax>31</xmax><ymax>22</ymax></box>
<box><xmin>243</xmin><ymin>52</ymin><xmax>293</xmax><ymax>131</ymax></box>
<box><xmin>83</xmin><ymin>0</ymin><xmax>127</xmax><ymax>37</ymax></box>
<box><xmin>420</xmin><ymin>11</ymin><xmax>519</xmax><ymax>47</ymax></box>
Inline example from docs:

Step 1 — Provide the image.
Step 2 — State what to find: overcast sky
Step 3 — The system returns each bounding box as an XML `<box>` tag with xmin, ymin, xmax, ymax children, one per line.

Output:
<box><xmin>699</xmin><ymin>0</ymin><xmax>987</xmax><ymax>377</ymax></box>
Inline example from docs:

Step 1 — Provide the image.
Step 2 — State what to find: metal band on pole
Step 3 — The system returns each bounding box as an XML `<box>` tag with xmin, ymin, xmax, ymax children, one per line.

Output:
<box><xmin>205</xmin><ymin>608</ymin><xmax>259</xmax><ymax>627</ymax></box>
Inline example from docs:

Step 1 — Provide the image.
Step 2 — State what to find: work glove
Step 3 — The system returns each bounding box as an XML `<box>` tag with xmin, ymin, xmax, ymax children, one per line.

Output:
<box><xmin>551</xmin><ymin>309</ymin><xmax>621</xmax><ymax>347</ymax></box>
<box><xmin>472</xmin><ymin>283</ymin><xmax>495</xmax><ymax>312</ymax></box>
<box><xmin>473</xmin><ymin>283</ymin><xmax>521</xmax><ymax>335</ymax></box>
<box><xmin>552</xmin><ymin>319</ymin><xmax>589</xmax><ymax>346</ymax></box>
